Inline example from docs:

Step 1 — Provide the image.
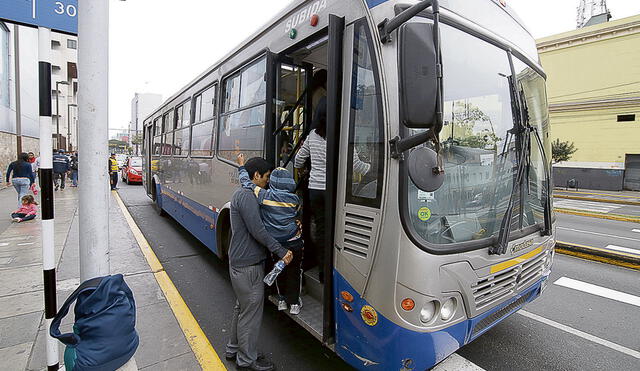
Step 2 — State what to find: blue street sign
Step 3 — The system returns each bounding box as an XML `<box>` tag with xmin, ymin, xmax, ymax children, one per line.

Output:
<box><xmin>0</xmin><ymin>0</ymin><xmax>78</xmax><ymax>35</ymax></box>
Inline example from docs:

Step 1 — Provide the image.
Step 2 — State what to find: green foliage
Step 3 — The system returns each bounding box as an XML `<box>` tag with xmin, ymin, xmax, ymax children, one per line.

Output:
<box><xmin>551</xmin><ymin>139</ymin><xmax>577</xmax><ymax>163</ymax></box>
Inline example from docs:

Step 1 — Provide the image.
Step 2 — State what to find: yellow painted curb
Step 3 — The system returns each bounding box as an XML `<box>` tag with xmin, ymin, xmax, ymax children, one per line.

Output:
<box><xmin>554</xmin><ymin>194</ymin><xmax>640</xmax><ymax>206</ymax></box>
<box><xmin>554</xmin><ymin>208</ymin><xmax>640</xmax><ymax>223</ymax></box>
<box><xmin>555</xmin><ymin>190</ymin><xmax>639</xmax><ymax>199</ymax></box>
<box><xmin>113</xmin><ymin>191</ymin><xmax>226</xmax><ymax>371</ymax></box>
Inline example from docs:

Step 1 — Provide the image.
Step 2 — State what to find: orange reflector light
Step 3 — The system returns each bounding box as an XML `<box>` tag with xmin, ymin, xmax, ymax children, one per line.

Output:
<box><xmin>341</xmin><ymin>291</ymin><xmax>354</xmax><ymax>302</ymax></box>
<box><xmin>341</xmin><ymin>303</ymin><xmax>353</xmax><ymax>312</ymax></box>
<box><xmin>310</xmin><ymin>14</ymin><xmax>319</xmax><ymax>27</ymax></box>
<box><xmin>401</xmin><ymin>298</ymin><xmax>415</xmax><ymax>311</ymax></box>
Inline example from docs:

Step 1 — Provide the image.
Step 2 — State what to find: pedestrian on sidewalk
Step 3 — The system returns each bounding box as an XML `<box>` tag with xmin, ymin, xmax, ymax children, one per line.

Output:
<box><xmin>225</xmin><ymin>157</ymin><xmax>292</xmax><ymax>371</ymax></box>
<box><xmin>28</xmin><ymin>152</ymin><xmax>39</xmax><ymax>186</ymax></box>
<box><xmin>11</xmin><ymin>195</ymin><xmax>38</xmax><ymax>223</ymax></box>
<box><xmin>109</xmin><ymin>153</ymin><xmax>119</xmax><ymax>190</ymax></box>
<box><xmin>53</xmin><ymin>149</ymin><xmax>70</xmax><ymax>191</ymax></box>
<box><xmin>70</xmin><ymin>152</ymin><xmax>79</xmax><ymax>187</ymax></box>
<box><xmin>5</xmin><ymin>152</ymin><xmax>35</xmax><ymax>208</ymax></box>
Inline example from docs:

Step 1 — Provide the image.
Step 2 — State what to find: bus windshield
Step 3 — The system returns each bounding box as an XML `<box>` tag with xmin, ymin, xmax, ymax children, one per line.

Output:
<box><xmin>406</xmin><ymin>23</ymin><xmax>550</xmax><ymax>247</ymax></box>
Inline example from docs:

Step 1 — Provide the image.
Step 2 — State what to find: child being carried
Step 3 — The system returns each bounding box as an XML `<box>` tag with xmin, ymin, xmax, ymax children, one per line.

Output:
<box><xmin>237</xmin><ymin>154</ymin><xmax>304</xmax><ymax>315</ymax></box>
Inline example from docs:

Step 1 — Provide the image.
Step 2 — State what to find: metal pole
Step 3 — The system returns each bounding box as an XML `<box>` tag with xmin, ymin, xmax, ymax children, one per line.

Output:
<box><xmin>55</xmin><ymin>81</ymin><xmax>60</xmax><ymax>150</ymax></box>
<box><xmin>14</xmin><ymin>25</ymin><xmax>22</xmax><ymax>156</ymax></box>
<box><xmin>78</xmin><ymin>0</ymin><xmax>110</xmax><ymax>281</ymax></box>
<box><xmin>38</xmin><ymin>27</ymin><xmax>59</xmax><ymax>371</ymax></box>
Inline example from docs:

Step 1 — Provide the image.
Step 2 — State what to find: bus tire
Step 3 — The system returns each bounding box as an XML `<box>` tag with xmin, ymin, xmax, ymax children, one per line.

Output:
<box><xmin>152</xmin><ymin>181</ymin><xmax>166</xmax><ymax>217</ymax></box>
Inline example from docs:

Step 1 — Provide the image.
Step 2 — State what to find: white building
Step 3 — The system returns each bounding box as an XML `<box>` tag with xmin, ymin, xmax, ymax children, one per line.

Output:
<box><xmin>0</xmin><ymin>22</ymin><xmax>77</xmax><ymax>179</ymax></box>
<box><xmin>50</xmin><ymin>31</ymin><xmax>78</xmax><ymax>151</ymax></box>
<box><xmin>130</xmin><ymin>93</ymin><xmax>162</xmax><ymax>155</ymax></box>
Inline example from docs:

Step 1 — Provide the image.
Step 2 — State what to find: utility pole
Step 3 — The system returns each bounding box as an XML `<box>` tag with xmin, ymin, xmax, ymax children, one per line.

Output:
<box><xmin>38</xmin><ymin>26</ymin><xmax>59</xmax><ymax>371</ymax></box>
<box><xmin>78</xmin><ymin>0</ymin><xmax>110</xmax><ymax>281</ymax></box>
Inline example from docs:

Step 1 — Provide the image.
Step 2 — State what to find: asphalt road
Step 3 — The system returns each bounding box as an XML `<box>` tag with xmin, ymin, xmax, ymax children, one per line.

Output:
<box><xmin>555</xmin><ymin>201</ymin><xmax>640</xmax><ymax>256</ymax></box>
<box><xmin>117</xmin><ymin>183</ymin><xmax>640</xmax><ymax>370</ymax></box>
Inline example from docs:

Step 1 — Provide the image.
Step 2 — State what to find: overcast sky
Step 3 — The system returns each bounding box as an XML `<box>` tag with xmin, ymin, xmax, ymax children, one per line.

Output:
<box><xmin>108</xmin><ymin>0</ymin><xmax>640</xmax><ymax>132</ymax></box>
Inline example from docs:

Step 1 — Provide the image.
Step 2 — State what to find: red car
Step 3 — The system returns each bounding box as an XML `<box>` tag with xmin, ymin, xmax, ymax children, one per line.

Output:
<box><xmin>121</xmin><ymin>157</ymin><xmax>143</xmax><ymax>184</ymax></box>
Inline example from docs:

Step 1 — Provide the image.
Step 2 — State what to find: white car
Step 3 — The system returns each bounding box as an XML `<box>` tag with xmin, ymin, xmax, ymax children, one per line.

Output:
<box><xmin>115</xmin><ymin>154</ymin><xmax>128</xmax><ymax>169</ymax></box>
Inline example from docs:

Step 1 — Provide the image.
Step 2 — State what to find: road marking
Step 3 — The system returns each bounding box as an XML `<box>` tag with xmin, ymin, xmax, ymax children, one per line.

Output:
<box><xmin>557</xmin><ymin>227</ymin><xmax>640</xmax><ymax>243</ymax></box>
<box><xmin>632</xmin><ymin>229</ymin><xmax>640</xmax><ymax>233</ymax></box>
<box><xmin>17</xmin><ymin>242</ymin><xmax>34</xmax><ymax>246</ymax></box>
<box><xmin>554</xmin><ymin>200</ymin><xmax>621</xmax><ymax>213</ymax></box>
<box><xmin>605</xmin><ymin>245</ymin><xmax>640</xmax><ymax>256</ymax></box>
<box><xmin>433</xmin><ymin>353</ymin><xmax>485</xmax><ymax>370</ymax></box>
<box><xmin>518</xmin><ymin>310</ymin><xmax>640</xmax><ymax>359</ymax></box>
<box><xmin>113</xmin><ymin>191</ymin><xmax>226</xmax><ymax>371</ymax></box>
<box><xmin>554</xmin><ymin>277</ymin><xmax>640</xmax><ymax>307</ymax></box>
<box><xmin>0</xmin><ymin>243</ymin><xmax>8</xmax><ymax>247</ymax></box>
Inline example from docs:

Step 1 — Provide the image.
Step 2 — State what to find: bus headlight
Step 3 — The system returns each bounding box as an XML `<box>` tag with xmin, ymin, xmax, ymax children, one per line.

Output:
<box><xmin>440</xmin><ymin>297</ymin><xmax>457</xmax><ymax>321</ymax></box>
<box><xmin>420</xmin><ymin>301</ymin><xmax>437</xmax><ymax>324</ymax></box>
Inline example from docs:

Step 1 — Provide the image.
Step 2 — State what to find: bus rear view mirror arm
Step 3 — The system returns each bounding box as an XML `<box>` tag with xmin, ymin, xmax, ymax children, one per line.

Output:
<box><xmin>378</xmin><ymin>0</ymin><xmax>436</xmax><ymax>44</ymax></box>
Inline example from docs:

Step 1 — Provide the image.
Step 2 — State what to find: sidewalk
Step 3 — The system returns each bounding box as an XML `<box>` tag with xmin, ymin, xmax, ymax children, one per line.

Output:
<box><xmin>554</xmin><ymin>188</ymin><xmax>640</xmax><ymax>206</ymax></box>
<box><xmin>0</xmin><ymin>187</ymin><xmax>201</xmax><ymax>370</ymax></box>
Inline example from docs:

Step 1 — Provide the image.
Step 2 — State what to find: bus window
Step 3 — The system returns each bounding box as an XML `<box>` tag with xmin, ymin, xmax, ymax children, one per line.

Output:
<box><xmin>346</xmin><ymin>22</ymin><xmax>384</xmax><ymax>208</ymax></box>
<box><xmin>176</xmin><ymin>100</ymin><xmax>191</xmax><ymax>128</ymax></box>
<box><xmin>219</xmin><ymin>58</ymin><xmax>267</xmax><ymax>161</ymax></box>
<box><xmin>174</xmin><ymin>126</ymin><xmax>190</xmax><ymax>156</ymax></box>
<box><xmin>191</xmin><ymin>120</ymin><xmax>215</xmax><ymax>157</ymax></box>
<box><xmin>201</xmin><ymin>85</ymin><xmax>216</xmax><ymax>122</ymax></box>
<box><xmin>191</xmin><ymin>84</ymin><xmax>217</xmax><ymax>158</ymax></box>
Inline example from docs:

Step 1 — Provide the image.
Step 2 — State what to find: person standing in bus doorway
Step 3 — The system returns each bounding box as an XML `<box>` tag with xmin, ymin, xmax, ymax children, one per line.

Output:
<box><xmin>109</xmin><ymin>153</ymin><xmax>119</xmax><ymax>190</ymax></box>
<box><xmin>53</xmin><ymin>149</ymin><xmax>70</xmax><ymax>191</ymax></box>
<box><xmin>225</xmin><ymin>157</ymin><xmax>292</xmax><ymax>371</ymax></box>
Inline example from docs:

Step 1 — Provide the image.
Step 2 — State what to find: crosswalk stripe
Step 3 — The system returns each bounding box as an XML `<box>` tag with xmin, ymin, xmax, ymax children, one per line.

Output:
<box><xmin>518</xmin><ymin>310</ymin><xmax>640</xmax><ymax>359</ymax></box>
<box><xmin>556</xmin><ymin>227</ymin><xmax>640</xmax><ymax>243</ymax></box>
<box><xmin>432</xmin><ymin>353</ymin><xmax>486</xmax><ymax>371</ymax></box>
<box><xmin>632</xmin><ymin>229</ymin><xmax>640</xmax><ymax>233</ymax></box>
<box><xmin>605</xmin><ymin>244</ymin><xmax>640</xmax><ymax>256</ymax></box>
<box><xmin>554</xmin><ymin>277</ymin><xmax>640</xmax><ymax>307</ymax></box>
<box><xmin>554</xmin><ymin>199</ymin><xmax>621</xmax><ymax>213</ymax></box>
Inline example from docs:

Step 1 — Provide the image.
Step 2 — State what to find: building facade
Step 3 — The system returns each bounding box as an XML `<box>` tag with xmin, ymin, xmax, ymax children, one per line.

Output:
<box><xmin>537</xmin><ymin>14</ymin><xmax>640</xmax><ymax>191</ymax></box>
<box><xmin>130</xmin><ymin>93</ymin><xmax>162</xmax><ymax>155</ymax></box>
<box><xmin>0</xmin><ymin>21</ymin><xmax>77</xmax><ymax>182</ymax></box>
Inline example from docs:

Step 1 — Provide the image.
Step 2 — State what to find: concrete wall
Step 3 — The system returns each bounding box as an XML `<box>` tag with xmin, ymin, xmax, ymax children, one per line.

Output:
<box><xmin>553</xmin><ymin>166</ymin><xmax>624</xmax><ymax>191</ymax></box>
<box><xmin>1</xmin><ymin>133</ymin><xmax>40</xmax><ymax>186</ymax></box>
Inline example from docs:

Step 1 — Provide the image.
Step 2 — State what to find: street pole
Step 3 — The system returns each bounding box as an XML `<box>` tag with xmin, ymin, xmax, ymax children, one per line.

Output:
<box><xmin>68</xmin><ymin>103</ymin><xmax>77</xmax><ymax>151</ymax></box>
<box><xmin>14</xmin><ymin>25</ymin><xmax>22</xmax><ymax>156</ymax></box>
<box><xmin>55</xmin><ymin>81</ymin><xmax>69</xmax><ymax>150</ymax></box>
<box><xmin>78</xmin><ymin>0</ymin><xmax>110</xmax><ymax>281</ymax></box>
<box><xmin>38</xmin><ymin>27</ymin><xmax>59</xmax><ymax>371</ymax></box>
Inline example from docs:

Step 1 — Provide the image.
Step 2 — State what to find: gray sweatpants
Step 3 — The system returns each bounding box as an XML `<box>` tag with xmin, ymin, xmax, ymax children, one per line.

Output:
<box><xmin>226</xmin><ymin>263</ymin><xmax>265</xmax><ymax>367</ymax></box>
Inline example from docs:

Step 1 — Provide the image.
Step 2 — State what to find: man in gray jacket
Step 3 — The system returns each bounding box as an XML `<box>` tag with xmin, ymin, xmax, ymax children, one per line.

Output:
<box><xmin>225</xmin><ymin>157</ymin><xmax>292</xmax><ymax>371</ymax></box>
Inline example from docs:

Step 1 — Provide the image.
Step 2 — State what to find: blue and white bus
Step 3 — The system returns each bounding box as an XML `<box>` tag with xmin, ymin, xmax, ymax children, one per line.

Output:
<box><xmin>142</xmin><ymin>1</ymin><xmax>555</xmax><ymax>369</ymax></box>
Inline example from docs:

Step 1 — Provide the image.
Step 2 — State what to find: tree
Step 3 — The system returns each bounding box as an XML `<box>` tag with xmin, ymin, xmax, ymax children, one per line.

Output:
<box><xmin>131</xmin><ymin>133</ymin><xmax>143</xmax><ymax>146</ymax></box>
<box><xmin>551</xmin><ymin>139</ymin><xmax>577</xmax><ymax>164</ymax></box>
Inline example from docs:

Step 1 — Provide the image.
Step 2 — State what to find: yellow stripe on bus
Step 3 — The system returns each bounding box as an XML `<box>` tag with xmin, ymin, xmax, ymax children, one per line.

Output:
<box><xmin>491</xmin><ymin>247</ymin><xmax>544</xmax><ymax>274</ymax></box>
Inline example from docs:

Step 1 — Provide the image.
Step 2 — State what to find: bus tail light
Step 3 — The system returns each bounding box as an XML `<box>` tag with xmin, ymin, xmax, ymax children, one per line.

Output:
<box><xmin>440</xmin><ymin>297</ymin><xmax>457</xmax><ymax>321</ymax></box>
<box><xmin>420</xmin><ymin>301</ymin><xmax>437</xmax><ymax>323</ymax></box>
<box><xmin>401</xmin><ymin>298</ymin><xmax>415</xmax><ymax>311</ymax></box>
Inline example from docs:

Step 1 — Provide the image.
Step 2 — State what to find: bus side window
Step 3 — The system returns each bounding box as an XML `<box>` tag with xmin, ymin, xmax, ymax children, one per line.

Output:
<box><xmin>191</xmin><ymin>83</ymin><xmax>217</xmax><ymax>158</ymax></box>
<box><xmin>346</xmin><ymin>21</ymin><xmax>384</xmax><ymax>208</ymax></box>
<box><xmin>218</xmin><ymin>57</ymin><xmax>267</xmax><ymax>162</ymax></box>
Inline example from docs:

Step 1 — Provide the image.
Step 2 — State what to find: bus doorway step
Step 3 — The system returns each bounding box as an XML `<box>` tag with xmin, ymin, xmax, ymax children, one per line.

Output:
<box><xmin>303</xmin><ymin>266</ymin><xmax>324</xmax><ymax>302</ymax></box>
<box><xmin>268</xmin><ymin>294</ymin><xmax>323</xmax><ymax>342</ymax></box>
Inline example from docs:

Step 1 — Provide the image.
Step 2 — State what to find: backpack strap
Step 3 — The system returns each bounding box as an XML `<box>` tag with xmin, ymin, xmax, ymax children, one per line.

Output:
<box><xmin>50</xmin><ymin>276</ymin><xmax>105</xmax><ymax>345</ymax></box>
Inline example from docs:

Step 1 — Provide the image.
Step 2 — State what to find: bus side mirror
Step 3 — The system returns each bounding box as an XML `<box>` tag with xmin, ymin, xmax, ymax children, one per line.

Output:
<box><xmin>399</xmin><ymin>23</ymin><xmax>438</xmax><ymax>129</ymax></box>
<box><xmin>407</xmin><ymin>147</ymin><xmax>444</xmax><ymax>192</ymax></box>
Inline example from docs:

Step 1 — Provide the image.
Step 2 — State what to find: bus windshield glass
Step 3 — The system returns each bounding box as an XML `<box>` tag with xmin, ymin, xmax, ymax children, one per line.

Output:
<box><xmin>406</xmin><ymin>23</ymin><xmax>550</xmax><ymax>247</ymax></box>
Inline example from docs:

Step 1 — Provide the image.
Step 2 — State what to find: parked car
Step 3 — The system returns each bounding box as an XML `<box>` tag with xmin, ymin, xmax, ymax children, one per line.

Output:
<box><xmin>121</xmin><ymin>157</ymin><xmax>143</xmax><ymax>184</ymax></box>
<box><xmin>115</xmin><ymin>154</ymin><xmax>128</xmax><ymax>169</ymax></box>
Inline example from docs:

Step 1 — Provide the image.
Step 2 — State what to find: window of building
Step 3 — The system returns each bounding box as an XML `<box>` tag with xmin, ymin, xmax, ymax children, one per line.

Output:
<box><xmin>345</xmin><ymin>22</ymin><xmax>384</xmax><ymax>208</ymax></box>
<box><xmin>618</xmin><ymin>114</ymin><xmax>636</xmax><ymax>122</ymax></box>
<box><xmin>219</xmin><ymin>58</ymin><xmax>267</xmax><ymax>162</ymax></box>
<box><xmin>67</xmin><ymin>39</ymin><xmax>77</xmax><ymax>49</ymax></box>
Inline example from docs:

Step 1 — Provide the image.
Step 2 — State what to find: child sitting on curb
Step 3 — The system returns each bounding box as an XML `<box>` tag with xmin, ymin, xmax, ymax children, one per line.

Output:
<box><xmin>11</xmin><ymin>195</ymin><xmax>38</xmax><ymax>223</ymax></box>
<box><xmin>237</xmin><ymin>153</ymin><xmax>304</xmax><ymax>315</ymax></box>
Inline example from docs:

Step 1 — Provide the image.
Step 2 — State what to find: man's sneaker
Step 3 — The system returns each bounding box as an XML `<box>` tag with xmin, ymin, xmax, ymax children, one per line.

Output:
<box><xmin>54</xmin><ymin>186</ymin><xmax>59</xmax><ymax>191</ymax></box>
<box><xmin>225</xmin><ymin>351</ymin><xmax>264</xmax><ymax>361</ymax></box>
<box><xmin>277</xmin><ymin>299</ymin><xmax>287</xmax><ymax>311</ymax></box>
<box><xmin>237</xmin><ymin>359</ymin><xmax>274</xmax><ymax>371</ymax></box>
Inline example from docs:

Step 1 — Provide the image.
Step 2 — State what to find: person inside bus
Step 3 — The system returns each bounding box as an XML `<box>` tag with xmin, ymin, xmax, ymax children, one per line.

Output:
<box><xmin>237</xmin><ymin>153</ymin><xmax>304</xmax><ymax>315</ymax></box>
<box><xmin>295</xmin><ymin>97</ymin><xmax>371</xmax><ymax>283</ymax></box>
<box><xmin>225</xmin><ymin>156</ymin><xmax>293</xmax><ymax>371</ymax></box>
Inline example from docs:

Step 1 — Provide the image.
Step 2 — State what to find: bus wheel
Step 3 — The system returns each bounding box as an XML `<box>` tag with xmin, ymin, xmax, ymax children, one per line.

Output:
<box><xmin>152</xmin><ymin>182</ymin><xmax>166</xmax><ymax>216</ymax></box>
